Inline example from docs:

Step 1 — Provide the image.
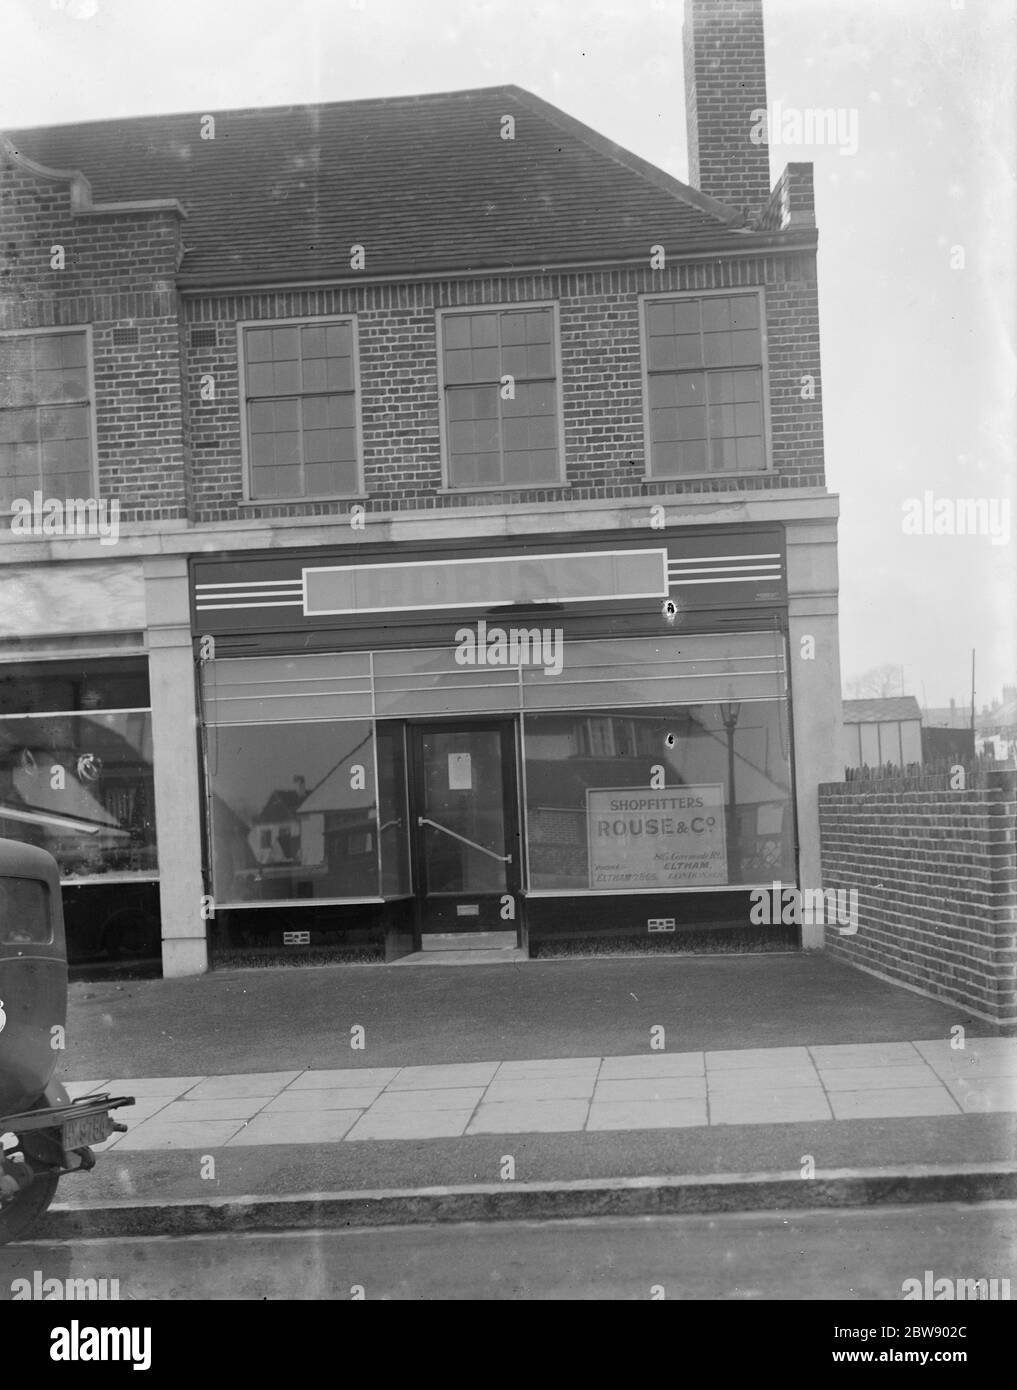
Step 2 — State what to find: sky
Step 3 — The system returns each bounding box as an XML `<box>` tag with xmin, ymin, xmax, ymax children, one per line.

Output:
<box><xmin>1</xmin><ymin>0</ymin><xmax>1014</xmax><ymax>708</ymax></box>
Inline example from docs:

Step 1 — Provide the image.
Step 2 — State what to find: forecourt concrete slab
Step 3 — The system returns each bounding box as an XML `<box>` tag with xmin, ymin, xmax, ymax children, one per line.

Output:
<box><xmin>77</xmin><ymin>1040</ymin><xmax>1012</xmax><ymax>1150</ymax></box>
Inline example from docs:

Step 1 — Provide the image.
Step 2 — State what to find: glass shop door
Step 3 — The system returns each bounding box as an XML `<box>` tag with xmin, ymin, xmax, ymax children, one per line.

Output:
<box><xmin>408</xmin><ymin>721</ymin><xmax>520</xmax><ymax>935</ymax></box>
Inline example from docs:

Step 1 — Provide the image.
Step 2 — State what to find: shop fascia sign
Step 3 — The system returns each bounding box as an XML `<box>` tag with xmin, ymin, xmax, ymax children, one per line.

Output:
<box><xmin>453</xmin><ymin>619</ymin><xmax>563</xmax><ymax>677</ymax></box>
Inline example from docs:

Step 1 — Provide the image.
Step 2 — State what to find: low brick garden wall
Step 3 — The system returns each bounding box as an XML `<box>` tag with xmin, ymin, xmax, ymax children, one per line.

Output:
<box><xmin>818</xmin><ymin>770</ymin><xmax>1017</xmax><ymax>1027</ymax></box>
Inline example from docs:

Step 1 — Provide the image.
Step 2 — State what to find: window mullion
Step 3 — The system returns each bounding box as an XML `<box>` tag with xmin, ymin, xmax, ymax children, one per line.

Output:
<box><xmin>496</xmin><ymin>314</ymin><xmax>506</xmax><ymax>485</ymax></box>
<box><xmin>35</xmin><ymin>404</ymin><xmax>44</xmax><ymax>492</ymax></box>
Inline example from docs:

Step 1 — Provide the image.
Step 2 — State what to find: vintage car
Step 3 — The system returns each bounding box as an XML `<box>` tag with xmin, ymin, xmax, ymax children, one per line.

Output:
<box><xmin>0</xmin><ymin>838</ymin><xmax>133</xmax><ymax>1244</ymax></box>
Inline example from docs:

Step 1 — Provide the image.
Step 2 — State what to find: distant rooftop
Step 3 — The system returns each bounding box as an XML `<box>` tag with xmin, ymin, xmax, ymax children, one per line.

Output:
<box><xmin>922</xmin><ymin>705</ymin><xmax>974</xmax><ymax>729</ymax></box>
<box><xmin>843</xmin><ymin>697</ymin><xmax>922</xmax><ymax>724</ymax></box>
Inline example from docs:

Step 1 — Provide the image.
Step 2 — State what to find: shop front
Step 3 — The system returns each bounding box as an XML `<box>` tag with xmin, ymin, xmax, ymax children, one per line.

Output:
<box><xmin>192</xmin><ymin>525</ymin><xmax>796</xmax><ymax>959</ymax></box>
<box><xmin>0</xmin><ymin>650</ymin><xmax>161</xmax><ymax>969</ymax></box>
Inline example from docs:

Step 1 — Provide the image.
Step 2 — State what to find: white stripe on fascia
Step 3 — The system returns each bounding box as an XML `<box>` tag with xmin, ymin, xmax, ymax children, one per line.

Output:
<box><xmin>667</xmin><ymin>564</ymin><xmax>782</xmax><ymax>577</ymax></box>
<box><xmin>193</xmin><ymin>592</ymin><xmax>301</xmax><ymax>603</ymax></box>
<box><xmin>195</xmin><ymin>579</ymin><xmax>305</xmax><ymax>589</ymax></box>
<box><xmin>195</xmin><ymin>600</ymin><xmax>306</xmax><ymax>610</ymax></box>
<box><xmin>668</xmin><ymin>575</ymin><xmax>784</xmax><ymax>586</ymax></box>
<box><xmin>667</xmin><ymin>553</ymin><xmax>782</xmax><ymax>564</ymax></box>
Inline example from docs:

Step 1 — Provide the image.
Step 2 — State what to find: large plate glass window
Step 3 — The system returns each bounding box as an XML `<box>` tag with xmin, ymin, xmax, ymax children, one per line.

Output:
<box><xmin>0</xmin><ymin>658</ymin><xmax>156</xmax><ymax>881</ymax></box>
<box><xmin>205</xmin><ymin>717</ymin><xmax>382</xmax><ymax>905</ymax></box>
<box><xmin>241</xmin><ymin>319</ymin><xmax>360</xmax><ymax>500</ymax></box>
<box><xmin>0</xmin><ymin>330</ymin><xmax>93</xmax><ymax>509</ymax></box>
<box><xmin>523</xmin><ymin>702</ymin><xmax>793</xmax><ymax>891</ymax></box>
<box><xmin>441</xmin><ymin>306</ymin><xmax>561</xmax><ymax>488</ymax></box>
<box><xmin>644</xmin><ymin>292</ymin><xmax>767</xmax><ymax>478</ymax></box>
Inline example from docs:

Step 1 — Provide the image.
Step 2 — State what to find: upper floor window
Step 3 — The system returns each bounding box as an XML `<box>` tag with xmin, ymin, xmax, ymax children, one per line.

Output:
<box><xmin>642</xmin><ymin>291</ymin><xmax>767</xmax><ymax>478</ymax></box>
<box><xmin>440</xmin><ymin>306</ymin><xmax>562</xmax><ymax>489</ymax></box>
<box><xmin>240</xmin><ymin>318</ymin><xmax>360</xmax><ymax>500</ymax></box>
<box><xmin>0</xmin><ymin>329</ymin><xmax>93</xmax><ymax>508</ymax></box>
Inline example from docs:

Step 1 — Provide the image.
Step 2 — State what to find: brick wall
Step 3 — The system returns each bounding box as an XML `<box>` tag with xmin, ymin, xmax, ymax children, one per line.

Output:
<box><xmin>760</xmin><ymin>164</ymin><xmax>816</xmax><ymax>232</ymax></box>
<box><xmin>683</xmin><ymin>0</ymin><xmax>770</xmax><ymax>215</ymax></box>
<box><xmin>186</xmin><ymin>254</ymin><xmax>826</xmax><ymax>525</ymax></box>
<box><xmin>819</xmin><ymin>772</ymin><xmax>1017</xmax><ymax>1026</ymax></box>
<box><xmin>2</xmin><ymin>146</ymin><xmax>825</xmax><ymax>533</ymax></box>
<box><xmin>0</xmin><ymin>151</ymin><xmax>188</xmax><ymax>523</ymax></box>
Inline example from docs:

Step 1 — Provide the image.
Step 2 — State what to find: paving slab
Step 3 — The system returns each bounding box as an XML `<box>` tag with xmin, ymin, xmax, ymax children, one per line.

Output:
<box><xmin>587</xmin><ymin>1099</ymin><xmax>707</xmax><ymax>1131</ymax></box>
<box><xmin>706</xmin><ymin>1065</ymin><xmax>820</xmax><ymax>1092</ymax></box>
<box><xmin>105</xmin><ymin>1076</ymin><xmax>204</xmax><ymax>1096</ymax></box>
<box><xmin>146</xmin><ymin>1098</ymin><xmax>273</xmax><ymax>1124</ymax></box>
<box><xmin>264</xmin><ymin>1087</ymin><xmax>385</xmax><ymax>1112</ymax></box>
<box><xmin>482</xmin><ymin>1076</ymin><xmax>597</xmax><ymax>1102</ymax></box>
<box><xmin>828</xmin><ymin>1088</ymin><xmax>960</xmax><ymax>1120</ymax></box>
<box><xmin>915</xmin><ymin>1047</ymin><xmax>1017</xmax><ymax>1081</ymax></box>
<box><xmin>915</xmin><ymin>1037</ymin><xmax>1017</xmax><ymax>1061</ymax></box>
<box><xmin>386</xmin><ymin>1063</ymin><xmax>500</xmax><ymax>1090</ymax></box>
<box><xmin>709</xmin><ymin>1089</ymin><xmax>832</xmax><ymax>1126</ymax></box>
<box><xmin>598</xmin><ymin>1053</ymin><xmax>705</xmax><ymax>1080</ymax></box>
<box><xmin>183</xmin><ymin>1072</ymin><xmax>300</xmax><ymax>1100</ymax></box>
<box><xmin>593</xmin><ymin>1077</ymin><xmax>707</xmax><ymax>1103</ymax></box>
<box><xmin>226</xmin><ymin>1111</ymin><xmax>363</xmax><ymax>1146</ymax></box>
<box><xmin>493</xmin><ymin>1057</ymin><xmax>602</xmax><ymax>1079</ymax></box>
<box><xmin>807</xmin><ymin>1043</ymin><xmax>921</xmax><ymax>1068</ymax></box>
<box><xmin>90</xmin><ymin>1098</ymin><xmax>175</xmax><ymax>1149</ymax></box>
<box><xmin>706</xmin><ymin>1047</ymin><xmax>813</xmax><ymax>1070</ymax></box>
<box><xmin>367</xmin><ymin>1087</ymin><xmax>486</xmax><ymax>1113</ymax></box>
<box><xmin>818</xmin><ymin>1065</ymin><xmax>943</xmax><ymax>1092</ymax></box>
<box><xmin>466</xmin><ymin>1100</ymin><xmax>589</xmax><ymax>1135</ymax></box>
<box><xmin>347</xmin><ymin>1109</ymin><xmax>474</xmax><ymax>1141</ymax></box>
<box><xmin>943</xmin><ymin>1078</ymin><xmax>1017</xmax><ymax>1113</ymax></box>
<box><xmin>111</xmin><ymin>1120</ymin><xmax>246</xmax><ymax>1151</ymax></box>
<box><xmin>284</xmin><ymin>1068</ymin><xmax>401</xmax><ymax>1091</ymax></box>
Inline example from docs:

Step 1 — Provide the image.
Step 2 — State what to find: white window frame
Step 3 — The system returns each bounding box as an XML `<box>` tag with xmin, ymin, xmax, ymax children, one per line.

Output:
<box><xmin>638</xmin><ymin>286</ymin><xmax>773</xmax><ymax>483</ymax></box>
<box><xmin>0</xmin><ymin>324</ymin><xmax>99</xmax><ymax>504</ymax></box>
<box><xmin>436</xmin><ymin>300</ymin><xmax>567</xmax><ymax>492</ymax></box>
<box><xmin>236</xmin><ymin>313</ymin><xmax>365</xmax><ymax>504</ymax></box>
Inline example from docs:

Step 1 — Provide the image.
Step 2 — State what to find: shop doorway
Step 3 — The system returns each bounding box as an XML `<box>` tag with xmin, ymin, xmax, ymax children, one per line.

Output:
<box><xmin>407</xmin><ymin>720</ymin><xmax>520</xmax><ymax>937</ymax></box>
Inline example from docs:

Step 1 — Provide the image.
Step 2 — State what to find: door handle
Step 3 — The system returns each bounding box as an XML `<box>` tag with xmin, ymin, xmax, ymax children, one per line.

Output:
<box><xmin>417</xmin><ymin>817</ymin><xmax>512</xmax><ymax>864</ymax></box>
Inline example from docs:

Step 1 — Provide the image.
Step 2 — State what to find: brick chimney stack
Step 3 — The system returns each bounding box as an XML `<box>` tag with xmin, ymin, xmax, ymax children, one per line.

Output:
<box><xmin>683</xmin><ymin>0</ymin><xmax>772</xmax><ymax>217</ymax></box>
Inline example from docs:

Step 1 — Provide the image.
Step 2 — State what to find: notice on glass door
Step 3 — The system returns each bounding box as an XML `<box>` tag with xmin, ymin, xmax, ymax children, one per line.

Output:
<box><xmin>448</xmin><ymin>752</ymin><xmax>473</xmax><ymax>790</ymax></box>
<box><xmin>585</xmin><ymin>786</ymin><xmax>727</xmax><ymax>889</ymax></box>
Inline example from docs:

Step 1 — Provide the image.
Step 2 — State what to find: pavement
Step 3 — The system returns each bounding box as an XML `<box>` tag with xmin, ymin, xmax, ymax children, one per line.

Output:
<box><xmin>27</xmin><ymin>953</ymin><xmax>1017</xmax><ymax>1238</ymax></box>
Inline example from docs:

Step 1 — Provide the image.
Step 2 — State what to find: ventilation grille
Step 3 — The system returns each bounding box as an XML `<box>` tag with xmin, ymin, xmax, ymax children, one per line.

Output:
<box><xmin>112</xmin><ymin>327</ymin><xmax>139</xmax><ymax>347</ymax></box>
<box><xmin>190</xmin><ymin>327</ymin><xmax>218</xmax><ymax>348</ymax></box>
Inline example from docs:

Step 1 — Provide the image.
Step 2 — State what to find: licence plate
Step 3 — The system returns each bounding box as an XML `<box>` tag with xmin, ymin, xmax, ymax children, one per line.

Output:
<box><xmin>63</xmin><ymin>1111</ymin><xmax>113</xmax><ymax>1149</ymax></box>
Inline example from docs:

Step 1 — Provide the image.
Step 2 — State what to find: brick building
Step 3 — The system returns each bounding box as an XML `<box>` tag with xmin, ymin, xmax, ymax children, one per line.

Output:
<box><xmin>0</xmin><ymin>0</ymin><xmax>843</xmax><ymax>976</ymax></box>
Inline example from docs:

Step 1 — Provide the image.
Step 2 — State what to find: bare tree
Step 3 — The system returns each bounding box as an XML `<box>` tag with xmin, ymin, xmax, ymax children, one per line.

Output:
<box><xmin>844</xmin><ymin>664</ymin><xmax>905</xmax><ymax>699</ymax></box>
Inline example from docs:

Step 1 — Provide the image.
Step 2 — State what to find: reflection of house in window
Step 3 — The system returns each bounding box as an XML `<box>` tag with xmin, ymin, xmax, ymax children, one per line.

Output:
<box><xmin>575</xmin><ymin>713</ymin><xmax>692</xmax><ymax>762</ymax></box>
<box><xmin>295</xmin><ymin>764</ymin><xmax>375</xmax><ymax>870</ymax></box>
<box><xmin>247</xmin><ymin>783</ymin><xmax>304</xmax><ymax>865</ymax></box>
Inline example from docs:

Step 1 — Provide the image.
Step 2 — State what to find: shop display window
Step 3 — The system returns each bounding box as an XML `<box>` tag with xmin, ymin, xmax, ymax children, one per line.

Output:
<box><xmin>0</xmin><ymin>658</ymin><xmax>156</xmax><ymax>880</ymax></box>
<box><xmin>522</xmin><ymin>703</ymin><xmax>793</xmax><ymax>891</ymax></box>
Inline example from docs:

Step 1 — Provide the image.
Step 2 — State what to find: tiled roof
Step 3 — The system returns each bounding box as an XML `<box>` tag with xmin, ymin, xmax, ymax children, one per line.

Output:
<box><xmin>843</xmin><ymin>697</ymin><xmax>922</xmax><ymax>724</ymax></box>
<box><xmin>4</xmin><ymin>86</ymin><xmax>757</xmax><ymax>286</ymax></box>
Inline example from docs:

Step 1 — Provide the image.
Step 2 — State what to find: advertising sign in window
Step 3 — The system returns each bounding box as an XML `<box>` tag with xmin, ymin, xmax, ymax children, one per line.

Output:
<box><xmin>585</xmin><ymin>785</ymin><xmax>728</xmax><ymax>889</ymax></box>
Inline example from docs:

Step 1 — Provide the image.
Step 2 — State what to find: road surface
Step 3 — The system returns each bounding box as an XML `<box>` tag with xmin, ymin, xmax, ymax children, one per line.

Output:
<box><xmin>2</xmin><ymin>1201</ymin><xmax>1014</xmax><ymax>1300</ymax></box>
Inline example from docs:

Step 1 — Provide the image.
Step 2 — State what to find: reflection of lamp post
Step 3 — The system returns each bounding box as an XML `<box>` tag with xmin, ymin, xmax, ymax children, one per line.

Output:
<box><xmin>719</xmin><ymin>702</ymin><xmax>741</xmax><ymax>882</ymax></box>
